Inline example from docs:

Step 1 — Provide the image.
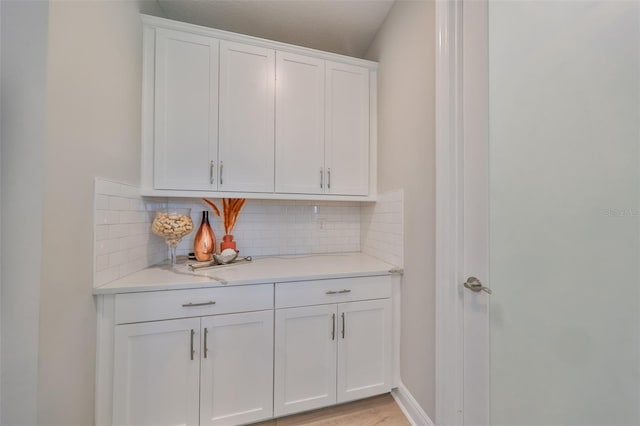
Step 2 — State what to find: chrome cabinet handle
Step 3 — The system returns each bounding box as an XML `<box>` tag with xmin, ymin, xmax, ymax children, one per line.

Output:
<box><xmin>190</xmin><ymin>329</ymin><xmax>195</xmax><ymax>360</ymax></box>
<box><xmin>204</xmin><ymin>327</ymin><xmax>208</xmax><ymax>359</ymax></box>
<box><xmin>328</xmin><ymin>168</ymin><xmax>331</xmax><ymax>190</ymax></box>
<box><xmin>464</xmin><ymin>276</ymin><xmax>492</xmax><ymax>294</ymax></box>
<box><xmin>220</xmin><ymin>161</ymin><xmax>224</xmax><ymax>185</ymax></box>
<box><xmin>182</xmin><ymin>301</ymin><xmax>216</xmax><ymax>307</ymax></box>
<box><xmin>209</xmin><ymin>161</ymin><xmax>215</xmax><ymax>184</ymax></box>
<box><xmin>331</xmin><ymin>313</ymin><xmax>335</xmax><ymax>340</ymax></box>
<box><xmin>341</xmin><ymin>312</ymin><xmax>345</xmax><ymax>339</ymax></box>
<box><xmin>325</xmin><ymin>289</ymin><xmax>351</xmax><ymax>295</ymax></box>
<box><xmin>320</xmin><ymin>167</ymin><xmax>324</xmax><ymax>189</ymax></box>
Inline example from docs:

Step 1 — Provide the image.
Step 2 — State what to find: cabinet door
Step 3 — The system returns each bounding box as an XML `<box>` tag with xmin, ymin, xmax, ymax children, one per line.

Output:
<box><xmin>275</xmin><ymin>51</ymin><xmax>325</xmax><ymax>194</ymax></box>
<box><xmin>325</xmin><ymin>61</ymin><xmax>370</xmax><ymax>196</ymax></box>
<box><xmin>200</xmin><ymin>310</ymin><xmax>274</xmax><ymax>426</ymax></box>
<box><xmin>219</xmin><ymin>41</ymin><xmax>275</xmax><ymax>193</ymax></box>
<box><xmin>113</xmin><ymin>318</ymin><xmax>201</xmax><ymax>426</ymax></box>
<box><xmin>154</xmin><ymin>29</ymin><xmax>218</xmax><ymax>190</ymax></box>
<box><xmin>274</xmin><ymin>305</ymin><xmax>337</xmax><ymax>416</ymax></box>
<box><xmin>337</xmin><ymin>299</ymin><xmax>392</xmax><ymax>403</ymax></box>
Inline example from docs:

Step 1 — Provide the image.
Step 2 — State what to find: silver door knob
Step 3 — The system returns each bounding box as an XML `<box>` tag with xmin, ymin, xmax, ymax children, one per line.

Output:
<box><xmin>464</xmin><ymin>276</ymin><xmax>492</xmax><ymax>294</ymax></box>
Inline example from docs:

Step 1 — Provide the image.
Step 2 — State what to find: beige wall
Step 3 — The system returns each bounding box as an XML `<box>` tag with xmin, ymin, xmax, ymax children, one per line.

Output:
<box><xmin>37</xmin><ymin>1</ymin><xmax>164</xmax><ymax>423</ymax></box>
<box><xmin>366</xmin><ymin>0</ymin><xmax>436</xmax><ymax>417</ymax></box>
<box><xmin>0</xmin><ymin>0</ymin><xmax>164</xmax><ymax>424</ymax></box>
<box><xmin>1</xmin><ymin>1</ymin><xmax>49</xmax><ymax>424</ymax></box>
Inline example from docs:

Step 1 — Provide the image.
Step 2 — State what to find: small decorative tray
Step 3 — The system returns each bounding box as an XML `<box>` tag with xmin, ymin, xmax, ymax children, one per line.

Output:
<box><xmin>188</xmin><ymin>256</ymin><xmax>252</xmax><ymax>271</ymax></box>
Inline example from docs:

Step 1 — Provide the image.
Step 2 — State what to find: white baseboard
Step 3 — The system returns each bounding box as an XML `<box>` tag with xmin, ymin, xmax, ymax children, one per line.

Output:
<box><xmin>392</xmin><ymin>383</ymin><xmax>435</xmax><ymax>426</ymax></box>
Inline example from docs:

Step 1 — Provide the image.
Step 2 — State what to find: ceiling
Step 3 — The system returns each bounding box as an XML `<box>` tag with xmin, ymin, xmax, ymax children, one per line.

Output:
<box><xmin>155</xmin><ymin>0</ymin><xmax>395</xmax><ymax>58</ymax></box>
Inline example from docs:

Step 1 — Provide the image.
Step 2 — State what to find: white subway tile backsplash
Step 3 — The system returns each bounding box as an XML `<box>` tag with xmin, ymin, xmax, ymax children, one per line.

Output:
<box><xmin>93</xmin><ymin>178</ymin><xmax>167</xmax><ymax>287</ymax></box>
<box><xmin>95</xmin><ymin>210</ymin><xmax>120</xmax><ymax>225</ymax></box>
<box><xmin>96</xmin><ymin>238</ymin><xmax>120</xmax><ymax>256</ymax></box>
<box><xmin>108</xmin><ymin>251</ymin><xmax>127</xmax><ymax>268</ymax></box>
<box><xmin>109</xmin><ymin>196</ymin><xmax>131</xmax><ymax>211</ymax></box>
<box><xmin>361</xmin><ymin>190</ymin><xmax>404</xmax><ymax>268</ymax></box>
<box><xmin>95</xmin><ymin>254</ymin><xmax>109</xmax><ymax>272</ymax></box>
<box><xmin>166</xmin><ymin>199</ymin><xmax>361</xmax><ymax>257</ymax></box>
<box><xmin>95</xmin><ymin>194</ymin><xmax>110</xmax><ymax>210</ymax></box>
<box><xmin>109</xmin><ymin>224</ymin><xmax>130</xmax><ymax>239</ymax></box>
<box><xmin>94</xmin><ymin>179</ymin><xmax>405</xmax><ymax>287</ymax></box>
<box><xmin>95</xmin><ymin>225</ymin><xmax>109</xmax><ymax>241</ymax></box>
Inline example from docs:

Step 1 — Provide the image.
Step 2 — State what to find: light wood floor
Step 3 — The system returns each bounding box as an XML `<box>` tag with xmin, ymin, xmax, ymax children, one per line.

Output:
<box><xmin>251</xmin><ymin>394</ymin><xmax>410</xmax><ymax>426</ymax></box>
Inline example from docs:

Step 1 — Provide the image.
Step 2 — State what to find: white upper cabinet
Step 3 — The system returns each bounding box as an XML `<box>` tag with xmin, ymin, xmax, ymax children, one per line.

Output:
<box><xmin>275</xmin><ymin>52</ymin><xmax>325</xmax><ymax>194</ymax></box>
<box><xmin>325</xmin><ymin>61</ymin><xmax>370</xmax><ymax>196</ymax></box>
<box><xmin>141</xmin><ymin>16</ymin><xmax>377</xmax><ymax>200</ymax></box>
<box><xmin>219</xmin><ymin>41</ymin><xmax>275</xmax><ymax>193</ymax></box>
<box><xmin>154</xmin><ymin>29</ymin><xmax>218</xmax><ymax>191</ymax></box>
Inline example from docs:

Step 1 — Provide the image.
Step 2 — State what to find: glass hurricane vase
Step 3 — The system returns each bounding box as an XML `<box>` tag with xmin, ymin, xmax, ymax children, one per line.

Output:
<box><xmin>151</xmin><ymin>208</ymin><xmax>193</xmax><ymax>268</ymax></box>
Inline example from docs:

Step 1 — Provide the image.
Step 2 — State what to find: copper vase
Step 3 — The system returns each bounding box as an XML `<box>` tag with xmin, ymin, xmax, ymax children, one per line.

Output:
<box><xmin>194</xmin><ymin>211</ymin><xmax>216</xmax><ymax>261</ymax></box>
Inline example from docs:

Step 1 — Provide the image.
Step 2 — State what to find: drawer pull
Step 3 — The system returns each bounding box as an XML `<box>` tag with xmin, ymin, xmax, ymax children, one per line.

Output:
<box><xmin>182</xmin><ymin>301</ymin><xmax>216</xmax><ymax>307</ymax></box>
<box><xmin>204</xmin><ymin>328</ymin><xmax>209</xmax><ymax>359</ymax></box>
<box><xmin>331</xmin><ymin>313</ymin><xmax>336</xmax><ymax>340</ymax></box>
<box><xmin>325</xmin><ymin>289</ymin><xmax>351</xmax><ymax>295</ymax></box>
<box><xmin>190</xmin><ymin>329</ymin><xmax>195</xmax><ymax>360</ymax></box>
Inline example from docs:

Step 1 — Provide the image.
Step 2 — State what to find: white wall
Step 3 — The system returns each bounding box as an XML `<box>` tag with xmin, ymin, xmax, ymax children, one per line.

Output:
<box><xmin>0</xmin><ymin>1</ymin><xmax>49</xmax><ymax>424</ymax></box>
<box><xmin>365</xmin><ymin>0</ymin><xmax>436</xmax><ymax>417</ymax></box>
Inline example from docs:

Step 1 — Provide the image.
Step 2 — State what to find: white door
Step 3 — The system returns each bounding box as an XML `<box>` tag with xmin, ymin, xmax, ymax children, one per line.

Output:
<box><xmin>154</xmin><ymin>29</ymin><xmax>218</xmax><ymax>190</ymax></box>
<box><xmin>454</xmin><ymin>1</ymin><xmax>640</xmax><ymax>425</ymax></box>
<box><xmin>200</xmin><ymin>310</ymin><xmax>273</xmax><ymax>426</ymax></box>
<box><xmin>337</xmin><ymin>299</ymin><xmax>392</xmax><ymax>403</ymax></box>
<box><xmin>460</xmin><ymin>1</ymin><xmax>490</xmax><ymax>424</ymax></box>
<box><xmin>325</xmin><ymin>61</ymin><xmax>370</xmax><ymax>196</ymax></box>
<box><xmin>274</xmin><ymin>305</ymin><xmax>337</xmax><ymax>416</ymax></box>
<box><xmin>112</xmin><ymin>318</ymin><xmax>200</xmax><ymax>426</ymax></box>
<box><xmin>219</xmin><ymin>40</ymin><xmax>275</xmax><ymax>193</ymax></box>
<box><xmin>275</xmin><ymin>51</ymin><xmax>325</xmax><ymax>194</ymax></box>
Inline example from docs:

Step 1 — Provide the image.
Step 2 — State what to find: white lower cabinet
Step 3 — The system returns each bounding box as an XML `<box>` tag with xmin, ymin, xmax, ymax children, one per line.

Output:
<box><xmin>113</xmin><ymin>318</ymin><xmax>201</xmax><ymax>426</ymax></box>
<box><xmin>274</xmin><ymin>297</ymin><xmax>392</xmax><ymax>417</ymax></box>
<box><xmin>100</xmin><ymin>275</ymin><xmax>396</xmax><ymax>426</ymax></box>
<box><xmin>337</xmin><ymin>299</ymin><xmax>392</xmax><ymax>403</ymax></box>
<box><xmin>200</xmin><ymin>310</ymin><xmax>273</xmax><ymax>426</ymax></box>
<box><xmin>274</xmin><ymin>305</ymin><xmax>337</xmax><ymax>416</ymax></box>
<box><xmin>111</xmin><ymin>286</ymin><xmax>274</xmax><ymax>426</ymax></box>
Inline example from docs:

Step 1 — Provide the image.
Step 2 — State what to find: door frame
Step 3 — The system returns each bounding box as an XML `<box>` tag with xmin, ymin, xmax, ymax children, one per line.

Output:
<box><xmin>435</xmin><ymin>1</ymin><xmax>490</xmax><ymax>425</ymax></box>
<box><xmin>435</xmin><ymin>0</ymin><xmax>464</xmax><ymax>424</ymax></box>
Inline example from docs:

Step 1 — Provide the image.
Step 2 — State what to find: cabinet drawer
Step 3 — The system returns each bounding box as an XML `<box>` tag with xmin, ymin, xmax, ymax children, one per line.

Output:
<box><xmin>115</xmin><ymin>284</ymin><xmax>273</xmax><ymax>324</ymax></box>
<box><xmin>275</xmin><ymin>276</ymin><xmax>391</xmax><ymax>309</ymax></box>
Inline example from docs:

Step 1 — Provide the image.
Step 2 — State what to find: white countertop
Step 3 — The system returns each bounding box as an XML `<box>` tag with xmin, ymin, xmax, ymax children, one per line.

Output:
<box><xmin>94</xmin><ymin>252</ymin><xmax>401</xmax><ymax>295</ymax></box>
